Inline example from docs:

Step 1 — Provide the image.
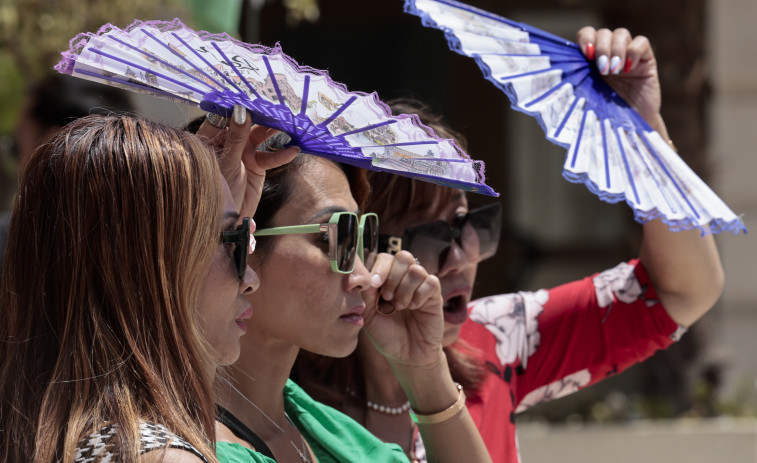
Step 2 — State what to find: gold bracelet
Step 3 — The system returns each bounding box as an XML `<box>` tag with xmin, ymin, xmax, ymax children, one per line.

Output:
<box><xmin>667</xmin><ymin>138</ymin><xmax>678</xmax><ymax>153</ymax></box>
<box><xmin>409</xmin><ymin>383</ymin><xmax>466</xmax><ymax>425</ymax></box>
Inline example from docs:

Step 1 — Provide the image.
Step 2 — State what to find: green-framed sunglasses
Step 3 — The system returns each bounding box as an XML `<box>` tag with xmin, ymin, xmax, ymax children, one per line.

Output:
<box><xmin>254</xmin><ymin>212</ymin><xmax>379</xmax><ymax>274</ymax></box>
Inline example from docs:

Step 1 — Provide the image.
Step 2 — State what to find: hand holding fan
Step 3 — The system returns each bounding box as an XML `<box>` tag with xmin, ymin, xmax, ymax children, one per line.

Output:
<box><xmin>55</xmin><ymin>19</ymin><xmax>497</xmax><ymax>196</ymax></box>
<box><xmin>405</xmin><ymin>0</ymin><xmax>746</xmax><ymax>234</ymax></box>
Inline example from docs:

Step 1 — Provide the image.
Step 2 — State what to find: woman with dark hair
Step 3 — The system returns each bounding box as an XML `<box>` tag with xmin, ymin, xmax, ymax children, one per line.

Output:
<box><xmin>212</xmin><ymin>150</ymin><xmax>492</xmax><ymax>463</ymax></box>
<box><xmin>292</xmin><ymin>27</ymin><xmax>725</xmax><ymax>462</ymax></box>
<box><xmin>0</xmin><ymin>106</ymin><xmax>297</xmax><ymax>462</ymax></box>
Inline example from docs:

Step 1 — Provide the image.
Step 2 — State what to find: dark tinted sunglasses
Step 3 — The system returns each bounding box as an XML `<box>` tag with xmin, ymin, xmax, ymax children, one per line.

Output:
<box><xmin>379</xmin><ymin>203</ymin><xmax>502</xmax><ymax>274</ymax></box>
<box><xmin>221</xmin><ymin>217</ymin><xmax>252</xmax><ymax>279</ymax></box>
<box><xmin>254</xmin><ymin>212</ymin><xmax>379</xmax><ymax>274</ymax></box>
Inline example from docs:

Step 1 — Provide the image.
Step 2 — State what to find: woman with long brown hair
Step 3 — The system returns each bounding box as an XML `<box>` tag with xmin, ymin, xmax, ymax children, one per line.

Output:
<box><xmin>0</xmin><ymin>108</ymin><xmax>297</xmax><ymax>462</ymax></box>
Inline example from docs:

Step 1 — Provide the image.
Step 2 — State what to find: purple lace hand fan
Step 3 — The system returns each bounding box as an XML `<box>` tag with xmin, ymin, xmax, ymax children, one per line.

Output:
<box><xmin>55</xmin><ymin>19</ymin><xmax>497</xmax><ymax>196</ymax></box>
<box><xmin>406</xmin><ymin>0</ymin><xmax>746</xmax><ymax>234</ymax></box>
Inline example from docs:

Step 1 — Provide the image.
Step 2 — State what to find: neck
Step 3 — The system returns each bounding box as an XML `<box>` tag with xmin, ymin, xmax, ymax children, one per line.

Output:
<box><xmin>356</xmin><ymin>331</ymin><xmax>407</xmax><ymax>406</ymax></box>
<box><xmin>218</xmin><ymin>330</ymin><xmax>300</xmax><ymax>440</ymax></box>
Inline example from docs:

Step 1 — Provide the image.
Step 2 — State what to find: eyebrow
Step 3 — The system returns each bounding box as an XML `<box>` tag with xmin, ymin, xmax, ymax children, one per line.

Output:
<box><xmin>223</xmin><ymin>211</ymin><xmax>240</xmax><ymax>227</ymax></box>
<box><xmin>307</xmin><ymin>205</ymin><xmax>359</xmax><ymax>223</ymax></box>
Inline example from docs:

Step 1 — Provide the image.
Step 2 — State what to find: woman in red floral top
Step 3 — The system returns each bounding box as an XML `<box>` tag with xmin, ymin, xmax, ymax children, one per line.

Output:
<box><xmin>292</xmin><ymin>26</ymin><xmax>723</xmax><ymax>462</ymax></box>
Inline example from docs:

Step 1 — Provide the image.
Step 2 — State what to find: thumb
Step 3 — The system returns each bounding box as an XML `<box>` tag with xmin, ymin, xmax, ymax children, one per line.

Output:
<box><xmin>246</xmin><ymin>146</ymin><xmax>300</xmax><ymax>172</ymax></box>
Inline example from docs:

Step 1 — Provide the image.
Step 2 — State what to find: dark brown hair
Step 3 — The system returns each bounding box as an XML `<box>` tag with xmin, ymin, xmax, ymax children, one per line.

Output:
<box><xmin>0</xmin><ymin>115</ymin><xmax>222</xmax><ymax>462</ymax></box>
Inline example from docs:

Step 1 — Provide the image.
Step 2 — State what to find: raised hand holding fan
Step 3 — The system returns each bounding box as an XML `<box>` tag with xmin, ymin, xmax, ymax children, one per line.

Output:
<box><xmin>405</xmin><ymin>0</ymin><xmax>746</xmax><ymax>234</ymax></box>
<box><xmin>55</xmin><ymin>19</ymin><xmax>497</xmax><ymax>196</ymax></box>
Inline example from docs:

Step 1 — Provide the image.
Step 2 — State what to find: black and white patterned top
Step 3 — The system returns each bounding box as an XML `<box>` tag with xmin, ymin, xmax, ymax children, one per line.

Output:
<box><xmin>73</xmin><ymin>422</ymin><xmax>208</xmax><ymax>462</ymax></box>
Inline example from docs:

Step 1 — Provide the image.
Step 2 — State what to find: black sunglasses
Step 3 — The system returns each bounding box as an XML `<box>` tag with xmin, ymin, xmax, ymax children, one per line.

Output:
<box><xmin>379</xmin><ymin>203</ymin><xmax>502</xmax><ymax>274</ymax></box>
<box><xmin>221</xmin><ymin>217</ymin><xmax>252</xmax><ymax>279</ymax></box>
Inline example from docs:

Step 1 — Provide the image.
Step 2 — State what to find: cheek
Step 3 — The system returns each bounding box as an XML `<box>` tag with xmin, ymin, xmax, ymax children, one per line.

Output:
<box><xmin>198</xmin><ymin>251</ymin><xmax>238</xmax><ymax>320</ymax></box>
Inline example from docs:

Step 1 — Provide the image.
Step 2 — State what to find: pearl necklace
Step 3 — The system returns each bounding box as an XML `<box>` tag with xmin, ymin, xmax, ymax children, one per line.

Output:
<box><xmin>366</xmin><ymin>399</ymin><xmax>412</xmax><ymax>415</ymax></box>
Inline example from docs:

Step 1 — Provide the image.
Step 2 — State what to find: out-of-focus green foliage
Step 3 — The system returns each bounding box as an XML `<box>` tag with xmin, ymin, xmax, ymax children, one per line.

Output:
<box><xmin>0</xmin><ymin>52</ymin><xmax>24</xmax><ymax>134</ymax></box>
<box><xmin>183</xmin><ymin>0</ymin><xmax>242</xmax><ymax>33</ymax></box>
<box><xmin>0</xmin><ymin>0</ymin><xmax>191</xmax><ymax>135</ymax></box>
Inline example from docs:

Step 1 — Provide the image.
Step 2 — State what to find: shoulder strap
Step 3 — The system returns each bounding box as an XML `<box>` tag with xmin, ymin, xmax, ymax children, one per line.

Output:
<box><xmin>216</xmin><ymin>405</ymin><xmax>275</xmax><ymax>459</ymax></box>
<box><xmin>139</xmin><ymin>422</ymin><xmax>209</xmax><ymax>462</ymax></box>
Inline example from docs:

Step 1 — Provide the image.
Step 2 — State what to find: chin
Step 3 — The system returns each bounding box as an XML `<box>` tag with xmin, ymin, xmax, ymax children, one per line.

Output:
<box><xmin>217</xmin><ymin>347</ymin><xmax>241</xmax><ymax>367</ymax></box>
<box><xmin>312</xmin><ymin>336</ymin><xmax>359</xmax><ymax>359</ymax></box>
<box><xmin>441</xmin><ymin>324</ymin><xmax>462</xmax><ymax>347</ymax></box>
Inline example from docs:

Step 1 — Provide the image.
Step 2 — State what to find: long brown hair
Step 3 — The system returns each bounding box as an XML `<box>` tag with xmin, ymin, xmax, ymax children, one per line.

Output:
<box><xmin>292</xmin><ymin>99</ymin><xmax>487</xmax><ymax>411</ymax></box>
<box><xmin>0</xmin><ymin>115</ymin><xmax>223</xmax><ymax>462</ymax></box>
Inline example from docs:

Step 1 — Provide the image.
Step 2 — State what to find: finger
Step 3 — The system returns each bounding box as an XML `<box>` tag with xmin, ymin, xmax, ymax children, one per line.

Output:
<box><xmin>576</xmin><ymin>26</ymin><xmax>597</xmax><ymax>60</ymax></box>
<box><xmin>389</xmin><ymin>262</ymin><xmax>429</xmax><ymax>310</ymax></box>
<box><xmin>368</xmin><ymin>253</ymin><xmax>395</xmax><ymax>289</ymax></box>
<box><xmin>249</xmin><ymin>125</ymin><xmax>281</xmax><ymax>151</ymax></box>
<box><xmin>625</xmin><ymin>34</ymin><xmax>653</xmax><ymax>73</ymax></box>
<box><xmin>594</xmin><ymin>28</ymin><xmax>613</xmax><ymax>75</ymax></box>
<box><xmin>609</xmin><ymin>28</ymin><xmax>632</xmax><ymax>75</ymax></box>
<box><xmin>409</xmin><ymin>274</ymin><xmax>442</xmax><ymax>311</ymax></box>
<box><xmin>217</xmin><ymin>105</ymin><xmax>252</xmax><ymax>174</ymax></box>
<box><xmin>244</xmin><ymin>145</ymin><xmax>300</xmax><ymax>173</ymax></box>
<box><xmin>378</xmin><ymin>251</ymin><xmax>415</xmax><ymax>302</ymax></box>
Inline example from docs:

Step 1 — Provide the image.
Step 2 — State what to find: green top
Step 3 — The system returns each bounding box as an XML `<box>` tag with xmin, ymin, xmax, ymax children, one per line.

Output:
<box><xmin>216</xmin><ymin>380</ymin><xmax>409</xmax><ymax>463</ymax></box>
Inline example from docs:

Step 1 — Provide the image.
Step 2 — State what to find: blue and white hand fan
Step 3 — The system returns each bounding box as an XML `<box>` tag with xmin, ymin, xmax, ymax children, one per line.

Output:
<box><xmin>405</xmin><ymin>0</ymin><xmax>746</xmax><ymax>234</ymax></box>
<box><xmin>55</xmin><ymin>19</ymin><xmax>497</xmax><ymax>196</ymax></box>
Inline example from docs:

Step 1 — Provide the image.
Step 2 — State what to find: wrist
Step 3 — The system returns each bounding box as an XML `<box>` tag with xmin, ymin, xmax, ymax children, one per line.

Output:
<box><xmin>647</xmin><ymin>112</ymin><xmax>669</xmax><ymax>140</ymax></box>
<box><xmin>410</xmin><ymin>382</ymin><xmax>466</xmax><ymax>425</ymax></box>
<box><xmin>391</xmin><ymin>350</ymin><xmax>459</xmax><ymax>414</ymax></box>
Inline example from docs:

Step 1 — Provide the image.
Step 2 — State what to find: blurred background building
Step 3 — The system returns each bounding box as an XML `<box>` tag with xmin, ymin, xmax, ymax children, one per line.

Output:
<box><xmin>1</xmin><ymin>0</ymin><xmax>755</xmax><ymax>460</ymax></box>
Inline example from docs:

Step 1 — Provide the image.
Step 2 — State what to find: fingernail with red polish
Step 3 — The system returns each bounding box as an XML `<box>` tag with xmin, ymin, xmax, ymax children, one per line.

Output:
<box><xmin>624</xmin><ymin>57</ymin><xmax>633</xmax><ymax>73</ymax></box>
<box><xmin>586</xmin><ymin>43</ymin><xmax>595</xmax><ymax>60</ymax></box>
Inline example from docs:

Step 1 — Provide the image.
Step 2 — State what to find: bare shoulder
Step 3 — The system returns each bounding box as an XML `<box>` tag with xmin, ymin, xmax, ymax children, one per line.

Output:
<box><xmin>140</xmin><ymin>448</ymin><xmax>207</xmax><ymax>463</ymax></box>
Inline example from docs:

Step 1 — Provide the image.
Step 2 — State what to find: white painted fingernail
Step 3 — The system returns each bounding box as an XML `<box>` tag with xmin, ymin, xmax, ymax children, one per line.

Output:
<box><xmin>610</xmin><ymin>56</ymin><xmax>622</xmax><ymax>75</ymax></box>
<box><xmin>233</xmin><ymin>104</ymin><xmax>247</xmax><ymax>125</ymax></box>
<box><xmin>249</xmin><ymin>234</ymin><xmax>256</xmax><ymax>254</ymax></box>
<box><xmin>371</xmin><ymin>274</ymin><xmax>383</xmax><ymax>288</ymax></box>
<box><xmin>597</xmin><ymin>55</ymin><xmax>609</xmax><ymax>75</ymax></box>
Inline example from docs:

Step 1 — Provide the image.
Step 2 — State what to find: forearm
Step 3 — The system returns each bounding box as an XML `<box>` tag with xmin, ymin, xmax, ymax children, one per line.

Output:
<box><xmin>390</xmin><ymin>350</ymin><xmax>492</xmax><ymax>463</ymax></box>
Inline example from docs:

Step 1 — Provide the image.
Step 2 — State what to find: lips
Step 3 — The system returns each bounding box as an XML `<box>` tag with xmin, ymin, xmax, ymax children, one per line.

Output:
<box><xmin>340</xmin><ymin>305</ymin><xmax>365</xmax><ymax>327</ymax></box>
<box><xmin>443</xmin><ymin>295</ymin><xmax>468</xmax><ymax>325</ymax></box>
<box><xmin>235</xmin><ymin>306</ymin><xmax>253</xmax><ymax>332</ymax></box>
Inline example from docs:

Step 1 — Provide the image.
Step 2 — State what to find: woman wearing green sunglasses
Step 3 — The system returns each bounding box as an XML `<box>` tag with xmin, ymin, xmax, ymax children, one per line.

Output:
<box><xmin>292</xmin><ymin>27</ymin><xmax>725</xmax><ymax>463</ymax></box>
<box><xmin>211</xmin><ymin>150</ymin><xmax>492</xmax><ymax>463</ymax></box>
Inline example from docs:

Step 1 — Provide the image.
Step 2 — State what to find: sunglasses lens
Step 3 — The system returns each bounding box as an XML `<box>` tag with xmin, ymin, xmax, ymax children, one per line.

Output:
<box><xmin>336</xmin><ymin>214</ymin><xmax>358</xmax><ymax>272</ymax></box>
<box><xmin>361</xmin><ymin>214</ymin><xmax>379</xmax><ymax>270</ymax></box>
<box><xmin>466</xmin><ymin>203</ymin><xmax>502</xmax><ymax>261</ymax></box>
<box><xmin>236</xmin><ymin>218</ymin><xmax>251</xmax><ymax>278</ymax></box>
<box><xmin>403</xmin><ymin>222</ymin><xmax>454</xmax><ymax>274</ymax></box>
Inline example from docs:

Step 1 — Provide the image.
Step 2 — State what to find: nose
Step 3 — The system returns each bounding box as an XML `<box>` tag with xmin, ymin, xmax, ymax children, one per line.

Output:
<box><xmin>437</xmin><ymin>241</ymin><xmax>472</xmax><ymax>278</ymax></box>
<box><xmin>345</xmin><ymin>256</ymin><xmax>372</xmax><ymax>292</ymax></box>
<box><xmin>240</xmin><ymin>266</ymin><xmax>260</xmax><ymax>295</ymax></box>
